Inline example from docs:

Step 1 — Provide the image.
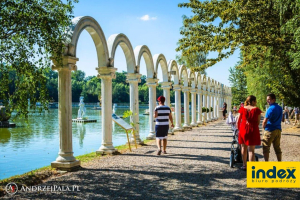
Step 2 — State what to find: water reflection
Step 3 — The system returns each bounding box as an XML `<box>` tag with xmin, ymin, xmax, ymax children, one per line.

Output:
<box><xmin>76</xmin><ymin>123</ymin><xmax>86</xmax><ymax>147</ymax></box>
<box><xmin>0</xmin><ymin>128</ymin><xmax>11</xmax><ymax>145</ymax></box>
<box><xmin>0</xmin><ymin>107</ymin><xmax>150</xmax><ymax>180</ymax></box>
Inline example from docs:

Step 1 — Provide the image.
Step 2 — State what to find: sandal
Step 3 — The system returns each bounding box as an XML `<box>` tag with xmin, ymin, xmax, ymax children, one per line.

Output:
<box><xmin>157</xmin><ymin>150</ymin><xmax>162</xmax><ymax>155</ymax></box>
<box><xmin>240</xmin><ymin>166</ymin><xmax>247</xmax><ymax>171</ymax></box>
<box><xmin>163</xmin><ymin>151</ymin><xmax>167</xmax><ymax>154</ymax></box>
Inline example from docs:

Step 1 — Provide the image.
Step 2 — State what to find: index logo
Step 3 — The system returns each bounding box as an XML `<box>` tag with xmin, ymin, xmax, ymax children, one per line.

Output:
<box><xmin>247</xmin><ymin>162</ymin><xmax>300</xmax><ymax>188</ymax></box>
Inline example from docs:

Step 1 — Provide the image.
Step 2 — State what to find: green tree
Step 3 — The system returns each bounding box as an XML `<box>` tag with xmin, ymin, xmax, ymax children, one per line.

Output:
<box><xmin>177</xmin><ymin>0</ymin><xmax>300</xmax><ymax>105</ymax></box>
<box><xmin>228</xmin><ymin>61</ymin><xmax>248</xmax><ymax>107</ymax></box>
<box><xmin>0</xmin><ymin>0</ymin><xmax>78</xmax><ymax>116</ymax></box>
<box><xmin>81</xmin><ymin>76</ymin><xmax>101</xmax><ymax>103</ymax></box>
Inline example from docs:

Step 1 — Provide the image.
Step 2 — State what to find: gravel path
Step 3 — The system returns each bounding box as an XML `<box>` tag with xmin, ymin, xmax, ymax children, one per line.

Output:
<box><xmin>9</xmin><ymin>120</ymin><xmax>300</xmax><ymax>199</ymax></box>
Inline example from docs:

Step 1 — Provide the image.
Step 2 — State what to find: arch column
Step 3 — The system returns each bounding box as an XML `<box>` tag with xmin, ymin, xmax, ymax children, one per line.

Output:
<box><xmin>203</xmin><ymin>91</ymin><xmax>207</xmax><ymax>123</ymax></box>
<box><xmin>213</xmin><ymin>93</ymin><xmax>217</xmax><ymax>120</ymax></box>
<box><xmin>51</xmin><ymin>56</ymin><xmax>80</xmax><ymax>170</ymax></box>
<box><xmin>126</xmin><ymin>73</ymin><xmax>143</xmax><ymax>144</ymax></box>
<box><xmin>161</xmin><ymin>82</ymin><xmax>172</xmax><ymax>107</ymax></box>
<box><xmin>190</xmin><ymin>89</ymin><xmax>198</xmax><ymax>127</ymax></box>
<box><xmin>182</xmin><ymin>87</ymin><xmax>192</xmax><ymax>130</ymax></box>
<box><xmin>146</xmin><ymin>78</ymin><xmax>158</xmax><ymax>140</ymax></box>
<box><xmin>96</xmin><ymin>66</ymin><xmax>118</xmax><ymax>155</ymax></box>
<box><xmin>216</xmin><ymin>93</ymin><xmax>220</xmax><ymax>119</ymax></box>
<box><xmin>207</xmin><ymin>91</ymin><xmax>211</xmax><ymax>122</ymax></box>
<box><xmin>173</xmin><ymin>84</ymin><xmax>183</xmax><ymax>132</ymax></box>
<box><xmin>197</xmin><ymin>90</ymin><xmax>203</xmax><ymax>125</ymax></box>
<box><xmin>210</xmin><ymin>92</ymin><xmax>215</xmax><ymax>121</ymax></box>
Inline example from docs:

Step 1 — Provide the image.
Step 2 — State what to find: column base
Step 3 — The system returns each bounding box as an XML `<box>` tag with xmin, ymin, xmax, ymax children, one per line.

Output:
<box><xmin>197</xmin><ymin>121</ymin><xmax>203</xmax><ymax>125</ymax></box>
<box><xmin>96</xmin><ymin>145</ymin><xmax>117</xmax><ymax>155</ymax></box>
<box><xmin>146</xmin><ymin>132</ymin><xmax>155</xmax><ymax>140</ymax></box>
<box><xmin>51</xmin><ymin>160</ymin><xmax>81</xmax><ymax>171</ymax></box>
<box><xmin>190</xmin><ymin>122</ymin><xmax>198</xmax><ymax>127</ymax></box>
<box><xmin>173</xmin><ymin>127</ymin><xmax>184</xmax><ymax>132</ymax></box>
<box><xmin>130</xmin><ymin>137</ymin><xmax>144</xmax><ymax>145</ymax></box>
<box><xmin>183</xmin><ymin>124</ymin><xmax>192</xmax><ymax>130</ymax></box>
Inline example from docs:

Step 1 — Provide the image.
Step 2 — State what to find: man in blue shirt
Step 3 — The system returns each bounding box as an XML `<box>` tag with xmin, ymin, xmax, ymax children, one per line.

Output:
<box><xmin>262</xmin><ymin>93</ymin><xmax>283</xmax><ymax>161</ymax></box>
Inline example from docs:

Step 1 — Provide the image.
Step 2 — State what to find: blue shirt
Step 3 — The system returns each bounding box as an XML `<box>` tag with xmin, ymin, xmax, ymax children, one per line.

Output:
<box><xmin>265</xmin><ymin>103</ymin><xmax>282</xmax><ymax>132</ymax></box>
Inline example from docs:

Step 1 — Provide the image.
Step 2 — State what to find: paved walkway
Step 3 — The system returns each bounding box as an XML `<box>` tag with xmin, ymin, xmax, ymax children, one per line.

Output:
<box><xmin>13</xmin><ymin>120</ymin><xmax>300</xmax><ymax>199</ymax></box>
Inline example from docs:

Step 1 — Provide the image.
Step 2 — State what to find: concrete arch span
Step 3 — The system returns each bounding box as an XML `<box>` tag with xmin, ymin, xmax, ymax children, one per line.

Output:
<box><xmin>65</xmin><ymin>16</ymin><xmax>109</xmax><ymax>68</ymax></box>
<box><xmin>107</xmin><ymin>33</ymin><xmax>136</xmax><ymax>73</ymax></box>
<box><xmin>134</xmin><ymin>45</ymin><xmax>154</xmax><ymax>78</ymax></box>
<box><xmin>188</xmin><ymin>69</ymin><xmax>196</xmax><ymax>88</ymax></box>
<box><xmin>179</xmin><ymin>65</ymin><xmax>188</xmax><ymax>86</ymax></box>
<box><xmin>153</xmin><ymin>54</ymin><xmax>169</xmax><ymax>82</ymax></box>
<box><xmin>167</xmin><ymin>60</ymin><xmax>179</xmax><ymax>85</ymax></box>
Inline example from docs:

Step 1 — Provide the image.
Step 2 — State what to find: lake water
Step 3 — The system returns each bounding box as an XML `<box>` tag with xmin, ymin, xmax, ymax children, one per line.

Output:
<box><xmin>0</xmin><ymin>107</ymin><xmax>155</xmax><ymax>180</ymax></box>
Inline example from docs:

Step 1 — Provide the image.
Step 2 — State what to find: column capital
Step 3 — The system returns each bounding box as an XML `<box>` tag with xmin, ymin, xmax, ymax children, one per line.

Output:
<box><xmin>173</xmin><ymin>84</ymin><xmax>181</xmax><ymax>91</ymax></box>
<box><xmin>197</xmin><ymin>89</ymin><xmax>202</xmax><ymax>94</ymax></box>
<box><xmin>51</xmin><ymin>56</ymin><xmax>78</xmax><ymax>71</ymax></box>
<box><xmin>182</xmin><ymin>86</ymin><xmax>190</xmax><ymax>93</ymax></box>
<box><xmin>190</xmin><ymin>88</ymin><xmax>198</xmax><ymax>94</ymax></box>
<box><xmin>126</xmin><ymin>73</ymin><xmax>142</xmax><ymax>83</ymax></box>
<box><xmin>146</xmin><ymin>78</ymin><xmax>158</xmax><ymax>87</ymax></box>
<box><xmin>160</xmin><ymin>82</ymin><xmax>172</xmax><ymax>89</ymax></box>
<box><xmin>96</xmin><ymin>67</ymin><xmax>118</xmax><ymax>79</ymax></box>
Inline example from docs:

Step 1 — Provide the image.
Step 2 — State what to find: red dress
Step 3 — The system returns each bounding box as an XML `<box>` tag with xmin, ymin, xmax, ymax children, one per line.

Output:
<box><xmin>238</xmin><ymin>107</ymin><xmax>261</xmax><ymax>145</ymax></box>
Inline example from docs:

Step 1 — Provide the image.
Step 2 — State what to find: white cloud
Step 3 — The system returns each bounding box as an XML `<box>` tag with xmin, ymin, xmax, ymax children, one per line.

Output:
<box><xmin>139</xmin><ymin>15</ymin><xmax>157</xmax><ymax>21</ymax></box>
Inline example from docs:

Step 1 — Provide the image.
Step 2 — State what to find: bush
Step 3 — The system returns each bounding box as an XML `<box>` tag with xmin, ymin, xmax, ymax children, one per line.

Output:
<box><xmin>210</xmin><ymin>107</ymin><xmax>213</xmax><ymax>112</ymax></box>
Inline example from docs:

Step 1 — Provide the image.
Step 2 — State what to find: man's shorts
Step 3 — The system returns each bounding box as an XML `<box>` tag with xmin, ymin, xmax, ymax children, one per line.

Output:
<box><xmin>262</xmin><ymin>129</ymin><xmax>282</xmax><ymax>154</ymax></box>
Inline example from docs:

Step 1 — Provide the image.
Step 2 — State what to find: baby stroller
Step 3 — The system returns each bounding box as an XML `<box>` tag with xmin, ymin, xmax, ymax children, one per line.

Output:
<box><xmin>227</xmin><ymin>112</ymin><xmax>258</xmax><ymax>168</ymax></box>
<box><xmin>227</xmin><ymin>112</ymin><xmax>242</xmax><ymax>167</ymax></box>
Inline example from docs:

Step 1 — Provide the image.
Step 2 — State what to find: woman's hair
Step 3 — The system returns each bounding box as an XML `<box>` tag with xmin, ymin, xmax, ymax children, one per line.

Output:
<box><xmin>244</xmin><ymin>95</ymin><xmax>256</xmax><ymax>106</ymax></box>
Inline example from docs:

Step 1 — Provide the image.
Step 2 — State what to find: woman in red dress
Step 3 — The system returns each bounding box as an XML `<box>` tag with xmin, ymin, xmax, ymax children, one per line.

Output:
<box><xmin>236</xmin><ymin>95</ymin><xmax>261</xmax><ymax>171</ymax></box>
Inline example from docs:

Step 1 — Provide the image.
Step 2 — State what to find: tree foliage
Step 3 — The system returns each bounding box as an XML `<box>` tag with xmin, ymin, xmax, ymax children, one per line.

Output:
<box><xmin>176</xmin><ymin>15</ymin><xmax>207</xmax><ymax>74</ymax></box>
<box><xmin>0</xmin><ymin>0</ymin><xmax>78</xmax><ymax>117</ymax></box>
<box><xmin>228</xmin><ymin>59</ymin><xmax>248</xmax><ymax>107</ymax></box>
<box><xmin>177</xmin><ymin>0</ymin><xmax>300</xmax><ymax>105</ymax></box>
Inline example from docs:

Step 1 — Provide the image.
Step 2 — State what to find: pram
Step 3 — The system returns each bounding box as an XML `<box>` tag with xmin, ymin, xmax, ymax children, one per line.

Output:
<box><xmin>227</xmin><ymin>112</ymin><xmax>258</xmax><ymax>168</ymax></box>
<box><xmin>227</xmin><ymin>112</ymin><xmax>242</xmax><ymax>167</ymax></box>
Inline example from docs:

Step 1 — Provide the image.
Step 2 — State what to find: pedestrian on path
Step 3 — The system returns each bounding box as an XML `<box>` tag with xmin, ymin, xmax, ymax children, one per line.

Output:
<box><xmin>222</xmin><ymin>102</ymin><xmax>227</xmax><ymax>120</ymax></box>
<box><xmin>262</xmin><ymin>93</ymin><xmax>283</xmax><ymax>161</ymax></box>
<box><xmin>293</xmin><ymin>107</ymin><xmax>299</xmax><ymax>126</ymax></box>
<box><xmin>154</xmin><ymin>96</ymin><xmax>174</xmax><ymax>155</ymax></box>
<box><xmin>283</xmin><ymin>106</ymin><xmax>290</xmax><ymax>125</ymax></box>
<box><xmin>236</xmin><ymin>95</ymin><xmax>261</xmax><ymax>171</ymax></box>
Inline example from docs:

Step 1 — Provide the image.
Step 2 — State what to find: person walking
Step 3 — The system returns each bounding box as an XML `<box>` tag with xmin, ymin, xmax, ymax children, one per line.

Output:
<box><xmin>154</xmin><ymin>96</ymin><xmax>174</xmax><ymax>155</ymax></box>
<box><xmin>222</xmin><ymin>102</ymin><xmax>227</xmax><ymax>120</ymax></box>
<box><xmin>283</xmin><ymin>106</ymin><xmax>290</xmax><ymax>125</ymax></box>
<box><xmin>294</xmin><ymin>107</ymin><xmax>299</xmax><ymax>126</ymax></box>
<box><xmin>236</xmin><ymin>95</ymin><xmax>261</xmax><ymax>171</ymax></box>
<box><xmin>262</xmin><ymin>93</ymin><xmax>283</xmax><ymax>161</ymax></box>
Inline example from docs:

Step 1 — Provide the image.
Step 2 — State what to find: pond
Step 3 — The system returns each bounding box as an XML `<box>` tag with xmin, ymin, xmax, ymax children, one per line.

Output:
<box><xmin>0</xmin><ymin>107</ymin><xmax>153</xmax><ymax>180</ymax></box>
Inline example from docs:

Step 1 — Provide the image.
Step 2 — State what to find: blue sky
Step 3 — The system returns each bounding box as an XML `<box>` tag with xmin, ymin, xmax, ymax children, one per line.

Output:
<box><xmin>73</xmin><ymin>0</ymin><xmax>239</xmax><ymax>86</ymax></box>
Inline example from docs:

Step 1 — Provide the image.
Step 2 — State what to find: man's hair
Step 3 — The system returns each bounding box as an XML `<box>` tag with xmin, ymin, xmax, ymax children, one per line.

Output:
<box><xmin>267</xmin><ymin>93</ymin><xmax>276</xmax><ymax>100</ymax></box>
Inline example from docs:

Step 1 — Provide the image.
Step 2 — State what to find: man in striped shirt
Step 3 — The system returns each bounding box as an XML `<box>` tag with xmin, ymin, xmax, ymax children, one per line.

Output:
<box><xmin>154</xmin><ymin>96</ymin><xmax>174</xmax><ymax>155</ymax></box>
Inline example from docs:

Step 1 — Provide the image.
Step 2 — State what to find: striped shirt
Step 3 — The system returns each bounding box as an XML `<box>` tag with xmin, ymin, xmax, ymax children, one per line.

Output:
<box><xmin>155</xmin><ymin>105</ymin><xmax>171</xmax><ymax>125</ymax></box>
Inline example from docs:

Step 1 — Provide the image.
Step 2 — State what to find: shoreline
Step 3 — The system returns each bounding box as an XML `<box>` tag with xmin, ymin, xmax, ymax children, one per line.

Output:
<box><xmin>0</xmin><ymin>139</ymin><xmax>155</xmax><ymax>196</ymax></box>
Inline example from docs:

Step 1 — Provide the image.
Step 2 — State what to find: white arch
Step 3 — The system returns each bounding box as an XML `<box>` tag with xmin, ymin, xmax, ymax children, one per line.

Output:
<box><xmin>167</xmin><ymin>60</ymin><xmax>179</xmax><ymax>85</ymax></box>
<box><xmin>188</xmin><ymin>69</ymin><xmax>196</xmax><ymax>88</ymax></box>
<box><xmin>134</xmin><ymin>45</ymin><xmax>155</xmax><ymax>78</ymax></box>
<box><xmin>107</xmin><ymin>33</ymin><xmax>136</xmax><ymax>73</ymax></box>
<box><xmin>153</xmin><ymin>54</ymin><xmax>169</xmax><ymax>82</ymax></box>
<box><xmin>65</xmin><ymin>16</ymin><xmax>109</xmax><ymax>68</ymax></box>
<box><xmin>179</xmin><ymin>65</ymin><xmax>188</xmax><ymax>86</ymax></box>
<box><xmin>201</xmin><ymin>74</ymin><xmax>207</xmax><ymax>90</ymax></box>
<box><xmin>196</xmin><ymin>72</ymin><xmax>202</xmax><ymax>89</ymax></box>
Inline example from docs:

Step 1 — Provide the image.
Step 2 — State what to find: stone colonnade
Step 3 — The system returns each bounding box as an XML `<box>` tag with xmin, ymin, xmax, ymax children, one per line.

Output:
<box><xmin>50</xmin><ymin>16</ymin><xmax>232</xmax><ymax>170</ymax></box>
